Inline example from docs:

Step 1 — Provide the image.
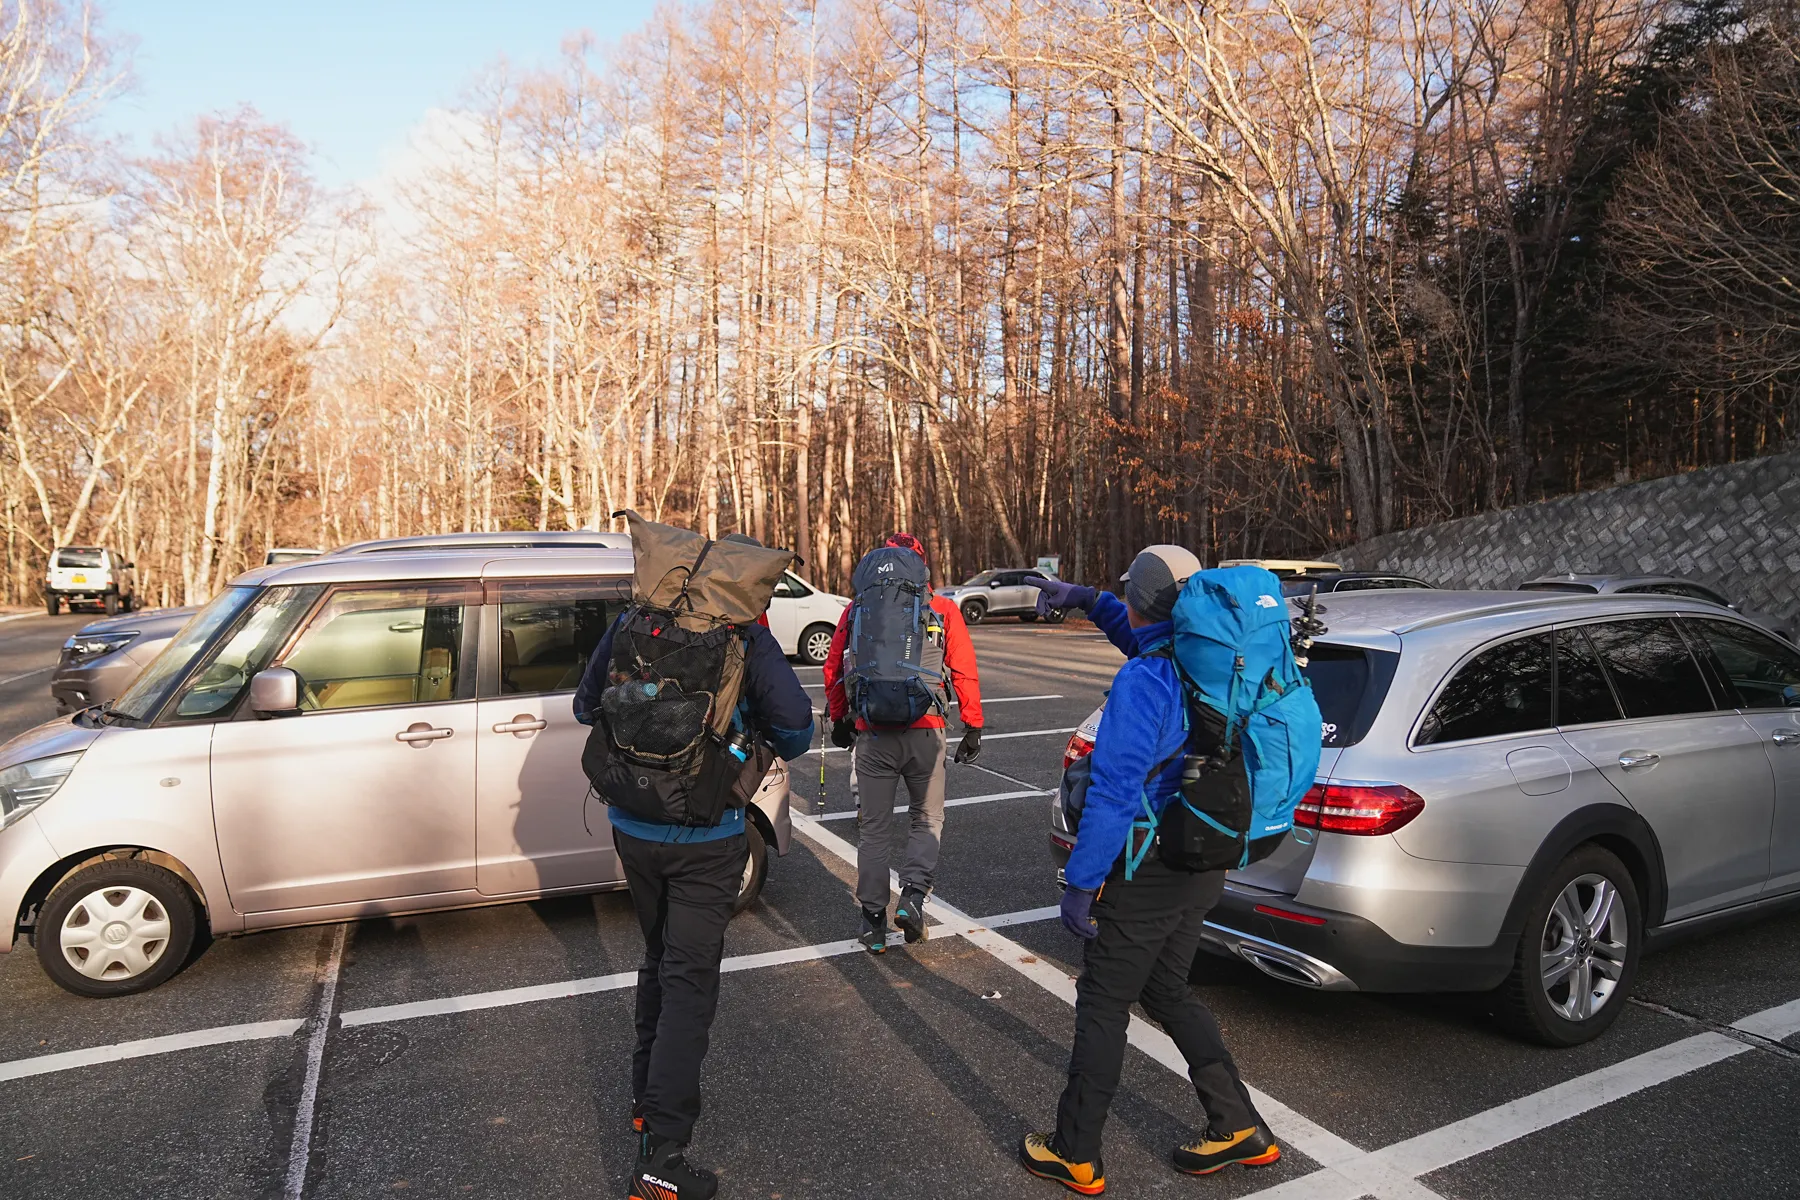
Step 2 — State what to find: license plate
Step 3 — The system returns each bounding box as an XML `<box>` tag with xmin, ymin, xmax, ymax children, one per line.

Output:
<box><xmin>70</xmin><ymin>574</ymin><xmax>87</xmax><ymax>583</ymax></box>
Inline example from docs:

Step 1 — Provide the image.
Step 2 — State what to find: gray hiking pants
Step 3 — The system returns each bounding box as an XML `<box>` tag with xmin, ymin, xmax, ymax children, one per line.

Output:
<box><xmin>853</xmin><ymin>726</ymin><xmax>947</xmax><ymax>910</ymax></box>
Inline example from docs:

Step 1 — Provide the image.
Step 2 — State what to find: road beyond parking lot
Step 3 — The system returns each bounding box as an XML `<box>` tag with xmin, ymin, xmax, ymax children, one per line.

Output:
<box><xmin>2</xmin><ymin>621</ymin><xmax>1798</xmax><ymax>1199</ymax></box>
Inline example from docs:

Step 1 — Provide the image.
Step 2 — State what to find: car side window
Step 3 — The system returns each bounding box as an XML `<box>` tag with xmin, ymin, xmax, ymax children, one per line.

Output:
<box><xmin>495</xmin><ymin>582</ymin><xmax>616</xmax><ymax>695</ymax></box>
<box><xmin>169</xmin><ymin>586</ymin><xmax>323</xmax><ymax>721</ymax></box>
<box><xmin>1555</xmin><ymin>627</ymin><xmax>1622</xmax><ymax>726</ymax></box>
<box><xmin>1333</xmin><ymin>578</ymin><xmax>1376</xmax><ymax>592</ymax></box>
<box><xmin>773</xmin><ymin>572</ymin><xmax>812</xmax><ymax>600</ymax></box>
<box><xmin>1581</xmin><ymin>619</ymin><xmax>1717</xmax><ymax>718</ymax></box>
<box><xmin>280</xmin><ymin>584</ymin><xmax>477</xmax><ymax>711</ymax></box>
<box><xmin>1686</xmin><ymin>619</ymin><xmax>1800</xmax><ymax>710</ymax></box>
<box><xmin>1418</xmin><ymin>633</ymin><xmax>1553</xmax><ymax>745</ymax></box>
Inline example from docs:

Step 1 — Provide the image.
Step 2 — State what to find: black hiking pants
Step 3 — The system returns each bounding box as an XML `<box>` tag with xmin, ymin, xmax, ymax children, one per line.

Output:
<box><xmin>613</xmin><ymin>827</ymin><xmax>745</xmax><ymax>1144</ymax></box>
<box><xmin>1054</xmin><ymin>854</ymin><xmax>1261</xmax><ymax>1163</ymax></box>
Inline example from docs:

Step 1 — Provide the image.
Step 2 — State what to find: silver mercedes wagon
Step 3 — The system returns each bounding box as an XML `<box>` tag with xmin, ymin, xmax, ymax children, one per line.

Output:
<box><xmin>0</xmin><ymin>547</ymin><xmax>791</xmax><ymax>997</ymax></box>
<box><xmin>1052</xmin><ymin>590</ymin><xmax>1800</xmax><ymax>1045</ymax></box>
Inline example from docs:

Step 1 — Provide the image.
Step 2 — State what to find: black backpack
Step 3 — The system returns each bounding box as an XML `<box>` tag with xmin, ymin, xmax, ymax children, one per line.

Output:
<box><xmin>580</xmin><ymin>511</ymin><xmax>790</xmax><ymax>826</ymax></box>
<box><xmin>581</xmin><ymin>605</ymin><xmax>775</xmax><ymax>827</ymax></box>
<box><xmin>844</xmin><ymin>547</ymin><xmax>947</xmax><ymax>728</ymax></box>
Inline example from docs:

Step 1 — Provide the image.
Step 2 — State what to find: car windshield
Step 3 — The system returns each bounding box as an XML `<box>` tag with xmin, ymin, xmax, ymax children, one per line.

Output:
<box><xmin>55</xmin><ymin>547</ymin><xmax>104</xmax><ymax>568</ymax></box>
<box><xmin>109</xmin><ymin>588</ymin><xmax>257</xmax><ymax>722</ymax></box>
<box><xmin>1302</xmin><ymin>643</ymin><xmax>1400</xmax><ymax>748</ymax></box>
<box><xmin>1520</xmin><ymin>581</ymin><xmax>1598</xmax><ymax>594</ymax></box>
<box><xmin>961</xmin><ymin>571</ymin><xmax>998</xmax><ymax>586</ymax></box>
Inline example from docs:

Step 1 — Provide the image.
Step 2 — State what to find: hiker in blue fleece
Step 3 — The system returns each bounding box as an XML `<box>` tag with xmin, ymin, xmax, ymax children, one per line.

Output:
<box><xmin>1019</xmin><ymin>546</ymin><xmax>1278</xmax><ymax>1193</ymax></box>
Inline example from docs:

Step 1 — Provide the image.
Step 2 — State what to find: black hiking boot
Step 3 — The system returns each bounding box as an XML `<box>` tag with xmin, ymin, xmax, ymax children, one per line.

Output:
<box><xmin>1171</xmin><ymin>1124</ymin><xmax>1280</xmax><ymax>1175</ymax></box>
<box><xmin>629</xmin><ymin>1132</ymin><xmax>718</xmax><ymax>1200</ymax></box>
<box><xmin>894</xmin><ymin>887</ymin><xmax>930</xmax><ymax>944</ymax></box>
<box><xmin>858</xmin><ymin>904</ymin><xmax>888</xmax><ymax>954</ymax></box>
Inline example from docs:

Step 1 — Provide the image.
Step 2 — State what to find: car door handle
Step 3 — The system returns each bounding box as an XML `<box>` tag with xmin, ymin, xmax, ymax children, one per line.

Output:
<box><xmin>492</xmin><ymin>716</ymin><xmax>548</xmax><ymax>735</ymax></box>
<box><xmin>396</xmin><ymin>724</ymin><xmax>454</xmax><ymax>743</ymax></box>
<box><xmin>1773</xmin><ymin>730</ymin><xmax>1800</xmax><ymax>747</ymax></box>
<box><xmin>1618</xmin><ymin>750</ymin><xmax>1661</xmax><ymax>770</ymax></box>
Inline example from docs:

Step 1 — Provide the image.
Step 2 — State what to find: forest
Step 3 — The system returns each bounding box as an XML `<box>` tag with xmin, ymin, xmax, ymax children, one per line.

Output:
<box><xmin>0</xmin><ymin>0</ymin><xmax>1795</xmax><ymax>605</ymax></box>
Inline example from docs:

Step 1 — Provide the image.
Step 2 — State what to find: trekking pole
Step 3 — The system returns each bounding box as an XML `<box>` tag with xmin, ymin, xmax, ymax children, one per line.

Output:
<box><xmin>817</xmin><ymin>710</ymin><xmax>827</xmax><ymax>816</ymax></box>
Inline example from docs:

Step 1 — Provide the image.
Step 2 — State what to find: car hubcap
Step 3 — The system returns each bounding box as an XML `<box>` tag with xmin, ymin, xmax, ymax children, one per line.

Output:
<box><xmin>1539</xmin><ymin>873</ymin><xmax>1627</xmax><ymax>1021</ymax></box>
<box><xmin>61</xmin><ymin>886</ymin><xmax>171</xmax><ymax>981</ymax></box>
<box><xmin>740</xmin><ymin>849</ymin><xmax>756</xmax><ymax>895</ymax></box>
<box><xmin>805</xmin><ymin>630</ymin><xmax>833</xmax><ymax>663</ymax></box>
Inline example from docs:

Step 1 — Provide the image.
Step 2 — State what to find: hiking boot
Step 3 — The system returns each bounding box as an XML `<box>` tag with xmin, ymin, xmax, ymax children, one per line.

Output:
<box><xmin>858</xmin><ymin>904</ymin><xmax>888</xmax><ymax>955</ymax></box>
<box><xmin>1019</xmin><ymin>1131</ymin><xmax>1105</xmax><ymax>1195</ymax></box>
<box><xmin>894</xmin><ymin>887</ymin><xmax>930</xmax><ymax>944</ymax></box>
<box><xmin>1171</xmin><ymin>1124</ymin><xmax>1280</xmax><ymax>1175</ymax></box>
<box><xmin>629</xmin><ymin>1132</ymin><xmax>718</xmax><ymax>1200</ymax></box>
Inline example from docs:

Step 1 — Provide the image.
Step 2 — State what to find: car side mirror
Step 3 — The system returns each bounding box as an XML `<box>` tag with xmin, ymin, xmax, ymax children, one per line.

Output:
<box><xmin>248</xmin><ymin>667</ymin><xmax>300</xmax><ymax>716</ymax></box>
<box><xmin>990</xmin><ymin>580</ymin><xmax>1003</xmax><ymax>588</ymax></box>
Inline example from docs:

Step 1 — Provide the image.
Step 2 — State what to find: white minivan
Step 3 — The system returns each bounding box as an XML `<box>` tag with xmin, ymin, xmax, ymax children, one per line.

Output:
<box><xmin>0</xmin><ymin>546</ymin><xmax>792</xmax><ymax>998</ymax></box>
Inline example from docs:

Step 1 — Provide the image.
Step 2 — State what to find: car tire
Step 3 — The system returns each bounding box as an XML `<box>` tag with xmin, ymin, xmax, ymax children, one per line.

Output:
<box><xmin>103</xmin><ymin>591</ymin><xmax>119</xmax><ymax>616</ymax></box>
<box><xmin>960</xmin><ymin>600</ymin><xmax>985</xmax><ymax>626</ymax></box>
<box><xmin>45</xmin><ymin>593</ymin><xmax>59</xmax><ymax>615</ymax></box>
<box><xmin>733</xmin><ymin>821</ymin><xmax>770</xmax><ymax>915</ymax></box>
<box><xmin>1043</xmin><ymin>607</ymin><xmax>1067</xmax><ymax>625</ymax></box>
<box><xmin>798</xmin><ymin>622</ymin><xmax>836</xmax><ymax>666</ymax></box>
<box><xmin>1018</xmin><ymin>610</ymin><xmax>1038</xmax><ymax>623</ymax></box>
<box><xmin>1495</xmin><ymin>844</ymin><xmax>1640</xmax><ymax>1047</ymax></box>
<box><xmin>35</xmin><ymin>859</ymin><xmax>202</xmax><ymax>998</ymax></box>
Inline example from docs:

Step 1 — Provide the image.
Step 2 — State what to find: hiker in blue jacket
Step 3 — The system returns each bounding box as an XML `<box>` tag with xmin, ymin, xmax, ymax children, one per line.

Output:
<box><xmin>1019</xmin><ymin>545</ymin><xmax>1279</xmax><ymax>1194</ymax></box>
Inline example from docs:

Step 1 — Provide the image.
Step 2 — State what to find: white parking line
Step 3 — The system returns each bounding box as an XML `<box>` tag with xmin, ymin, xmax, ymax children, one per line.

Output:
<box><xmin>813</xmin><ymin>789</ymin><xmax>1051</xmax><ymax>821</ymax></box>
<box><xmin>284</xmin><ymin>923</ymin><xmax>346</xmax><ymax>1200</ymax></box>
<box><xmin>0</xmin><ymin>1017</ymin><xmax>305</xmax><ymax>1082</ymax></box>
<box><xmin>0</xmin><ymin>665</ymin><xmax>52</xmax><ymax>687</ymax></box>
<box><xmin>797</xmin><ymin>726</ymin><xmax>1078</xmax><ymax>756</ymax></box>
<box><xmin>784</xmin><ymin>812</ymin><xmax>1442</xmax><ymax>1200</ymax></box>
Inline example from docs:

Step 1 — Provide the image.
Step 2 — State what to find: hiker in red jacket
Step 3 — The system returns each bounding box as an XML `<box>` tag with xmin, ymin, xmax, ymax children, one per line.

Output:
<box><xmin>823</xmin><ymin>532</ymin><xmax>984</xmax><ymax>952</ymax></box>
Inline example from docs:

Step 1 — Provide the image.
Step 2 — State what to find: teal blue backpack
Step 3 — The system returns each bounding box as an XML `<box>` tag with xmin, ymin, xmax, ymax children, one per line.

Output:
<box><xmin>1129</xmin><ymin>565</ymin><xmax>1322</xmax><ymax>875</ymax></box>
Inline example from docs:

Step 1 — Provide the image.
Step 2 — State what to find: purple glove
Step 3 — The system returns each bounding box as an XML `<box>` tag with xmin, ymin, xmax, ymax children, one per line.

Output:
<box><xmin>1027</xmin><ymin>577</ymin><xmax>1097</xmax><ymax>618</ymax></box>
<box><xmin>1060</xmin><ymin>886</ymin><xmax>1099</xmax><ymax>939</ymax></box>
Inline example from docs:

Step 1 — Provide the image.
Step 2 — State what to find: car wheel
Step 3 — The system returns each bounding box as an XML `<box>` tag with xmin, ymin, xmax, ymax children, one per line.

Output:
<box><xmin>799</xmin><ymin>623</ymin><xmax>836</xmax><ymax>666</ymax></box>
<box><xmin>733</xmin><ymin>821</ymin><xmax>770</xmax><ymax>915</ymax></box>
<box><xmin>35</xmin><ymin>859</ymin><xmax>201</xmax><ymax>998</ymax></box>
<box><xmin>45</xmin><ymin>593</ymin><xmax>58</xmax><ymax>615</ymax></box>
<box><xmin>1495</xmin><ymin>845</ymin><xmax>1640</xmax><ymax>1046</ymax></box>
<box><xmin>103</xmin><ymin>591</ymin><xmax>119</xmax><ymax>615</ymax></box>
<box><xmin>960</xmin><ymin>600</ymin><xmax>984</xmax><ymax>626</ymax></box>
<box><xmin>1018</xmin><ymin>610</ymin><xmax>1038</xmax><ymax>623</ymax></box>
<box><xmin>1043</xmin><ymin>607</ymin><xmax>1067</xmax><ymax>625</ymax></box>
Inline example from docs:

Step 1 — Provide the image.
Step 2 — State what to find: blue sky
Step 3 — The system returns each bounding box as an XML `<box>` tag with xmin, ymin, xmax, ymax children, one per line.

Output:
<box><xmin>101</xmin><ymin>1</ymin><xmax>661</xmax><ymax>187</ymax></box>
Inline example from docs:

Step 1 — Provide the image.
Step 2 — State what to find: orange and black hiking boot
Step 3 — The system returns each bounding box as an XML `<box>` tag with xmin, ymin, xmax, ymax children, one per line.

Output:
<box><xmin>1171</xmin><ymin>1124</ymin><xmax>1281</xmax><ymax>1175</ymax></box>
<box><xmin>628</xmin><ymin>1132</ymin><xmax>717</xmax><ymax>1200</ymax></box>
<box><xmin>630</xmin><ymin>1100</ymin><xmax>645</xmax><ymax>1133</ymax></box>
<box><xmin>1019</xmin><ymin>1131</ymin><xmax>1105</xmax><ymax>1195</ymax></box>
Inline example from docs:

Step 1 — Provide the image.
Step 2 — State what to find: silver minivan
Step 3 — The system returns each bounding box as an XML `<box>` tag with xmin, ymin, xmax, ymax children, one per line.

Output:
<box><xmin>1051</xmin><ymin>591</ymin><xmax>1800</xmax><ymax>1045</ymax></box>
<box><xmin>0</xmin><ymin>548</ymin><xmax>791</xmax><ymax>997</ymax></box>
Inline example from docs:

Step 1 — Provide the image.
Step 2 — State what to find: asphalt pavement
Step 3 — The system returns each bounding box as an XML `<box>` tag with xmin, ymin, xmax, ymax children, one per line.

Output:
<box><xmin>0</xmin><ymin>618</ymin><xmax>1796</xmax><ymax>1199</ymax></box>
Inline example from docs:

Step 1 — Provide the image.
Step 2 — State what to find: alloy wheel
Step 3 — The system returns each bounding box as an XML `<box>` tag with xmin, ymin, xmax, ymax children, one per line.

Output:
<box><xmin>1538</xmin><ymin>873</ymin><xmax>1628</xmax><ymax>1022</ymax></box>
<box><xmin>803</xmin><ymin>627</ymin><xmax>834</xmax><ymax>665</ymax></box>
<box><xmin>60</xmin><ymin>886</ymin><xmax>172</xmax><ymax>981</ymax></box>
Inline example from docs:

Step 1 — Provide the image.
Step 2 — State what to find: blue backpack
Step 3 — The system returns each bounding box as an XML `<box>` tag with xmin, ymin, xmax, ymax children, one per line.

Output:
<box><xmin>1131</xmin><ymin>565</ymin><xmax>1321</xmax><ymax>874</ymax></box>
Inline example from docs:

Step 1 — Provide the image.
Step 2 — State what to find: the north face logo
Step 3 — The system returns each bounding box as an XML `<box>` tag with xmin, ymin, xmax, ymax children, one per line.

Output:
<box><xmin>1256</xmin><ymin>594</ymin><xmax>1279</xmax><ymax>608</ymax></box>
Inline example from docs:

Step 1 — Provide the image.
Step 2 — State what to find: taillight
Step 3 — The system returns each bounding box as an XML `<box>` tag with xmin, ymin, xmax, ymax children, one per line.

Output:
<box><xmin>1062</xmin><ymin>733</ymin><xmax>1095</xmax><ymax>770</ymax></box>
<box><xmin>1293</xmin><ymin>782</ymin><xmax>1424</xmax><ymax>836</ymax></box>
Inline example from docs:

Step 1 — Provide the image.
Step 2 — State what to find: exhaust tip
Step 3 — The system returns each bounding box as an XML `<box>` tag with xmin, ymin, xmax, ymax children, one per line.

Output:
<box><xmin>1238</xmin><ymin>947</ymin><xmax>1324</xmax><ymax>989</ymax></box>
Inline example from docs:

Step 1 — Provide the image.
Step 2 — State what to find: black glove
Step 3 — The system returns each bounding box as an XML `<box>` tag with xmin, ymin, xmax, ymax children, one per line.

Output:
<box><xmin>953</xmin><ymin>725</ymin><xmax>982</xmax><ymax>764</ymax></box>
<box><xmin>831</xmin><ymin>717</ymin><xmax>857</xmax><ymax>749</ymax></box>
<box><xmin>1061</xmin><ymin>886</ymin><xmax>1099</xmax><ymax>939</ymax></box>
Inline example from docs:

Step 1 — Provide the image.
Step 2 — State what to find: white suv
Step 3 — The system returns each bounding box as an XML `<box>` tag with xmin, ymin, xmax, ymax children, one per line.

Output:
<box><xmin>44</xmin><ymin>547</ymin><xmax>136</xmax><ymax>615</ymax></box>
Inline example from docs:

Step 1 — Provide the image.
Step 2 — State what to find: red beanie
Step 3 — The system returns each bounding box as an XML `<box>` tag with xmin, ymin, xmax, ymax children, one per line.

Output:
<box><xmin>884</xmin><ymin>532</ymin><xmax>926</xmax><ymax>564</ymax></box>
